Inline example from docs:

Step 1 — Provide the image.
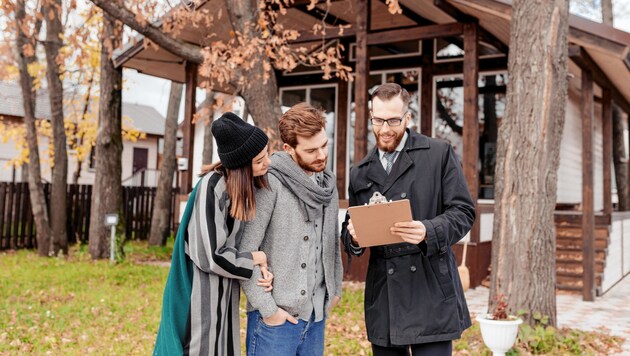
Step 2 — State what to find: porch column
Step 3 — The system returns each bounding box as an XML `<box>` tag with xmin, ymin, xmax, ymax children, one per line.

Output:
<box><xmin>420</xmin><ymin>39</ymin><xmax>434</xmax><ymax>136</ymax></box>
<box><xmin>181</xmin><ymin>61</ymin><xmax>197</xmax><ymax>194</ymax></box>
<box><xmin>602</xmin><ymin>89</ymin><xmax>613</xmax><ymax>216</ymax></box>
<box><xmin>337</xmin><ymin>75</ymin><xmax>349</xmax><ymax>200</ymax></box>
<box><xmin>463</xmin><ymin>22</ymin><xmax>480</xmax><ymax>243</ymax></box>
<box><xmin>581</xmin><ymin>68</ymin><xmax>596</xmax><ymax>301</ymax></box>
<box><xmin>353</xmin><ymin>0</ymin><xmax>370</xmax><ymax>163</ymax></box>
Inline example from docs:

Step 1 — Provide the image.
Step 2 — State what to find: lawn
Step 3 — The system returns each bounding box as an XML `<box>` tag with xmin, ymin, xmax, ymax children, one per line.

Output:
<box><xmin>0</xmin><ymin>240</ymin><xmax>623</xmax><ymax>355</ymax></box>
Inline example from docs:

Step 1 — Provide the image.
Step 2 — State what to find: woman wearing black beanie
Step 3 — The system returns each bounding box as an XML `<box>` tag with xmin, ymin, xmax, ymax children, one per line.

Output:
<box><xmin>154</xmin><ymin>112</ymin><xmax>272</xmax><ymax>356</ymax></box>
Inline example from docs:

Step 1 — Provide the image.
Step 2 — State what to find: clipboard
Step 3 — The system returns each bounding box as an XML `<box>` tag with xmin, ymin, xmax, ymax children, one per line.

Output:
<box><xmin>347</xmin><ymin>192</ymin><xmax>413</xmax><ymax>247</ymax></box>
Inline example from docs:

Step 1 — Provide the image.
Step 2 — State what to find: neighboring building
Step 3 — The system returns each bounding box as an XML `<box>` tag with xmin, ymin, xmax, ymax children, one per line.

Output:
<box><xmin>114</xmin><ymin>0</ymin><xmax>630</xmax><ymax>297</ymax></box>
<box><xmin>0</xmin><ymin>81</ymin><xmax>173</xmax><ymax>186</ymax></box>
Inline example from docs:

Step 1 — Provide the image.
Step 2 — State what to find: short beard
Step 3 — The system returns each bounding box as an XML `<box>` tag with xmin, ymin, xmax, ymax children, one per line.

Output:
<box><xmin>295</xmin><ymin>151</ymin><xmax>327</xmax><ymax>173</ymax></box>
<box><xmin>375</xmin><ymin>130</ymin><xmax>405</xmax><ymax>153</ymax></box>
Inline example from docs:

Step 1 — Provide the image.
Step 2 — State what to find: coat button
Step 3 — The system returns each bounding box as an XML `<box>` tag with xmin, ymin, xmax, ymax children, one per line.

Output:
<box><xmin>301</xmin><ymin>263</ymin><xmax>306</xmax><ymax>268</ymax></box>
<box><xmin>410</xmin><ymin>265</ymin><xmax>417</xmax><ymax>272</ymax></box>
<box><xmin>367</xmin><ymin>182</ymin><xmax>373</xmax><ymax>187</ymax></box>
<box><xmin>388</xmin><ymin>268</ymin><xmax>394</xmax><ymax>275</ymax></box>
<box><xmin>301</xmin><ymin>290</ymin><xmax>306</xmax><ymax>295</ymax></box>
<box><xmin>303</xmin><ymin>236</ymin><xmax>309</xmax><ymax>241</ymax></box>
<box><xmin>293</xmin><ymin>313</ymin><xmax>299</xmax><ymax>317</ymax></box>
<box><xmin>401</xmin><ymin>193</ymin><xmax>407</xmax><ymax>198</ymax></box>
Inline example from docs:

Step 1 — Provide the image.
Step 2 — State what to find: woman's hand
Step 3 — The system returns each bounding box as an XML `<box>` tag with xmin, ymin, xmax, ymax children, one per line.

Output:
<box><xmin>257</xmin><ymin>265</ymin><xmax>274</xmax><ymax>292</ymax></box>
<box><xmin>251</xmin><ymin>251</ymin><xmax>267</xmax><ymax>266</ymax></box>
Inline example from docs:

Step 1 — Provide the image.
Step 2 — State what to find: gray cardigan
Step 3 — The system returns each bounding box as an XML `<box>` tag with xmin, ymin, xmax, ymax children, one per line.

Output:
<box><xmin>239</xmin><ymin>173</ymin><xmax>343</xmax><ymax>318</ymax></box>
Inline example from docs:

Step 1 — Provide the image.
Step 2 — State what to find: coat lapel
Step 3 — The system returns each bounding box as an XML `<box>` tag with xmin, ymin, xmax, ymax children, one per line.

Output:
<box><xmin>364</xmin><ymin>150</ymin><xmax>387</xmax><ymax>191</ymax></box>
<box><xmin>383</xmin><ymin>149</ymin><xmax>414</xmax><ymax>194</ymax></box>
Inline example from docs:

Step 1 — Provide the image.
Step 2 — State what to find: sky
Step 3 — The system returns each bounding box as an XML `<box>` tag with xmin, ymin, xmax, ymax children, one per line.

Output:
<box><xmin>120</xmin><ymin>1</ymin><xmax>630</xmax><ymax>121</ymax></box>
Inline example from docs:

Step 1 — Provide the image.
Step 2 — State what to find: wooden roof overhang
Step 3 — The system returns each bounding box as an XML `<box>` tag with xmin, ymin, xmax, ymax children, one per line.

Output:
<box><xmin>448</xmin><ymin>0</ymin><xmax>630</xmax><ymax>113</ymax></box>
<box><xmin>112</xmin><ymin>0</ymin><xmax>487</xmax><ymax>88</ymax></box>
<box><xmin>114</xmin><ymin>0</ymin><xmax>630</xmax><ymax>110</ymax></box>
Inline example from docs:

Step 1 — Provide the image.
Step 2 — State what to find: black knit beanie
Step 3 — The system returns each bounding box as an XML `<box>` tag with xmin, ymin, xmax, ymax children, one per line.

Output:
<box><xmin>211</xmin><ymin>112</ymin><xmax>268</xmax><ymax>169</ymax></box>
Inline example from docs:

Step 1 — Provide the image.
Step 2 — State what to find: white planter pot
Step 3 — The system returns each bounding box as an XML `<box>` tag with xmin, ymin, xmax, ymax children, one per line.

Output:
<box><xmin>476</xmin><ymin>314</ymin><xmax>523</xmax><ymax>356</ymax></box>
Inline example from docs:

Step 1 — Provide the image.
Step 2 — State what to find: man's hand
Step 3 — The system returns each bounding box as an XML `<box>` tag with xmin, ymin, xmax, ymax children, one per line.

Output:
<box><xmin>391</xmin><ymin>220</ymin><xmax>426</xmax><ymax>245</ymax></box>
<box><xmin>327</xmin><ymin>296</ymin><xmax>341</xmax><ymax>314</ymax></box>
<box><xmin>263</xmin><ymin>308</ymin><xmax>298</xmax><ymax>326</ymax></box>
<box><xmin>347</xmin><ymin>219</ymin><xmax>359</xmax><ymax>246</ymax></box>
<box><xmin>257</xmin><ymin>266</ymin><xmax>274</xmax><ymax>292</ymax></box>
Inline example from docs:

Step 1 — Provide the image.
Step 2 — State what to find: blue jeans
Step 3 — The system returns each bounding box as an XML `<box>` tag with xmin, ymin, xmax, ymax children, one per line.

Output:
<box><xmin>246</xmin><ymin>310</ymin><xmax>325</xmax><ymax>356</ymax></box>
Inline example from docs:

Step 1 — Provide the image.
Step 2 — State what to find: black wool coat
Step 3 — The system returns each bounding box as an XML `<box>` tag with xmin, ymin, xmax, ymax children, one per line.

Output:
<box><xmin>342</xmin><ymin>129</ymin><xmax>476</xmax><ymax>347</ymax></box>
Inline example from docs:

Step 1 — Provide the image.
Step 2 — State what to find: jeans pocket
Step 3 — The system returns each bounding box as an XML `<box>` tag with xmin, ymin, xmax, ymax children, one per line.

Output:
<box><xmin>259</xmin><ymin>315</ymin><xmax>287</xmax><ymax>329</ymax></box>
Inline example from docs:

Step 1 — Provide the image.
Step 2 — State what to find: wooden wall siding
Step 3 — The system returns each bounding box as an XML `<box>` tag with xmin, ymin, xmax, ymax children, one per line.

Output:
<box><xmin>582</xmin><ymin>68</ymin><xmax>596</xmax><ymax>301</ymax></box>
<box><xmin>602</xmin><ymin>89</ymin><xmax>613</xmax><ymax>215</ymax></box>
<box><xmin>602</xmin><ymin>219</ymin><xmax>625</xmax><ymax>293</ymax></box>
<box><xmin>594</xmin><ymin>101</ymin><xmax>605</xmax><ymax>212</ymax></box>
<box><xmin>0</xmin><ymin>182</ymin><xmax>178</xmax><ymax>250</ymax></box>
<box><xmin>479</xmin><ymin>212</ymin><xmax>494</xmax><ymax>242</ymax></box>
<box><xmin>558</xmin><ymin>87</ymin><xmax>605</xmax><ymax>211</ymax></box>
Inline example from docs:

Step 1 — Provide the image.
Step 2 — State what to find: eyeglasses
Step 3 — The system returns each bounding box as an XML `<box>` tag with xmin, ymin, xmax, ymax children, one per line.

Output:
<box><xmin>370</xmin><ymin>111</ymin><xmax>408</xmax><ymax>126</ymax></box>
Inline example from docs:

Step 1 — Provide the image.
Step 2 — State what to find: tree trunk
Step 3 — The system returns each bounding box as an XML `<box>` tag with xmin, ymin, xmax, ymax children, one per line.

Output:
<box><xmin>43</xmin><ymin>0</ymin><xmax>68</xmax><ymax>256</ymax></box>
<box><xmin>15</xmin><ymin>0</ymin><xmax>52</xmax><ymax>257</ymax></box>
<box><xmin>149</xmin><ymin>82</ymin><xmax>183</xmax><ymax>246</ymax></box>
<box><xmin>73</xmin><ymin>71</ymin><xmax>95</xmax><ymax>184</ymax></box>
<box><xmin>225</xmin><ymin>1</ymin><xmax>282</xmax><ymax>146</ymax></box>
<box><xmin>88</xmin><ymin>9</ymin><xmax>123</xmax><ymax>259</ymax></box>
<box><xmin>612</xmin><ymin>105</ymin><xmax>629</xmax><ymax>209</ymax></box>
<box><xmin>202</xmin><ymin>91</ymin><xmax>216</xmax><ymax>165</ymax></box>
<box><xmin>21</xmin><ymin>163</ymin><xmax>29</xmax><ymax>183</ymax></box>
<box><xmin>490</xmin><ymin>0</ymin><xmax>569</xmax><ymax>327</ymax></box>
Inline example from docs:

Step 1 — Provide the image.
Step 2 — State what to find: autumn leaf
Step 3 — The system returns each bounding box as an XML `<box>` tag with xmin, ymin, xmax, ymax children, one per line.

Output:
<box><xmin>386</xmin><ymin>0</ymin><xmax>403</xmax><ymax>15</ymax></box>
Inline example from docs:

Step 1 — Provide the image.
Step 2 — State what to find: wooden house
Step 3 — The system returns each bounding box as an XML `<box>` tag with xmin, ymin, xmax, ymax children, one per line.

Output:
<box><xmin>113</xmin><ymin>0</ymin><xmax>630</xmax><ymax>299</ymax></box>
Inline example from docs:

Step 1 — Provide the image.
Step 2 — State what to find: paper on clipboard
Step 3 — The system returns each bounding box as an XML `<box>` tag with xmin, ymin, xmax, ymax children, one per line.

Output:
<box><xmin>347</xmin><ymin>195</ymin><xmax>413</xmax><ymax>247</ymax></box>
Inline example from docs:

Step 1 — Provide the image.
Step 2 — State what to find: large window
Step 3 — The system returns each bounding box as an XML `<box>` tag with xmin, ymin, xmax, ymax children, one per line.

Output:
<box><xmin>280</xmin><ymin>85</ymin><xmax>338</xmax><ymax>173</ymax></box>
<box><xmin>433</xmin><ymin>73</ymin><xmax>507</xmax><ymax>199</ymax></box>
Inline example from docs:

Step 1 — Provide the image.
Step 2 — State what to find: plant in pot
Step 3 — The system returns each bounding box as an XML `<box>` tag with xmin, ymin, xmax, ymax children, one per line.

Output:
<box><xmin>476</xmin><ymin>294</ymin><xmax>523</xmax><ymax>356</ymax></box>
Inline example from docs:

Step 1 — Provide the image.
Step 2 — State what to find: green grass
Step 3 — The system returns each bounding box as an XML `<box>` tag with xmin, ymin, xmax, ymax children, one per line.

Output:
<box><xmin>0</xmin><ymin>243</ymin><xmax>624</xmax><ymax>355</ymax></box>
<box><xmin>0</xmin><ymin>249</ymin><xmax>168</xmax><ymax>355</ymax></box>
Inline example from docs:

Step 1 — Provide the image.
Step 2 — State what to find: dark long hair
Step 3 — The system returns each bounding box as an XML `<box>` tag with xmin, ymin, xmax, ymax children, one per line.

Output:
<box><xmin>199</xmin><ymin>162</ymin><xmax>269</xmax><ymax>221</ymax></box>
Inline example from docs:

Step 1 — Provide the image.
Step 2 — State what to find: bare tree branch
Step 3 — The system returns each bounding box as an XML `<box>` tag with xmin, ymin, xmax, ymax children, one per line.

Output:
<box><xmin>88</xmin><ymin>0</ymin><xmax>204</xmax><ymax>63</ymax></box>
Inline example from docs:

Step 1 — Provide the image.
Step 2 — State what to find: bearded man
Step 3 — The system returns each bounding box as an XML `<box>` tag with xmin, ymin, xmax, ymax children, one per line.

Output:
<box><xmin>341</xmin><ymin>83</ymin><xmax>476</xmax><ymax>356</ymax></box>
<box><xmin>239</xmin><ymin>102</ymin><xmax>343</xmax><ymax>356</ymax></box>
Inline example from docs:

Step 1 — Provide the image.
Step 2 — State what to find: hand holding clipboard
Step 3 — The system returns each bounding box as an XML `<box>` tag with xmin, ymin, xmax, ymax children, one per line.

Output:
<box><xmin>348</xmin><ymin>192</ymin><xmax>425</xmax><ymax>247</ymax></box>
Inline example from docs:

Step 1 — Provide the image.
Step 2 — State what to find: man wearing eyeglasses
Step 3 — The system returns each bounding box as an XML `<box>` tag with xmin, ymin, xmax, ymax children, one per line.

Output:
<box><xmin>341</xmin><ymin>83</ymin><xmax>475</xmax><ymax>356</ymax></box>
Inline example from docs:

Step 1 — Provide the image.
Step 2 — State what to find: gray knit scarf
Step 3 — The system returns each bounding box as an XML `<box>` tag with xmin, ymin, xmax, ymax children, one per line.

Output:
<box><xmin>268</xmin><ymin>151</ymin><xmax>336</xmax><ymax>222</ymax></box>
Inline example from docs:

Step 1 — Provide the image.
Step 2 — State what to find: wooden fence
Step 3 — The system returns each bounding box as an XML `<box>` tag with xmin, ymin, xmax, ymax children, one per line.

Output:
<box><xmin>0</xmin><ymin>182</ymin><xmax>178</xmax><ymax>250</ymax></box>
